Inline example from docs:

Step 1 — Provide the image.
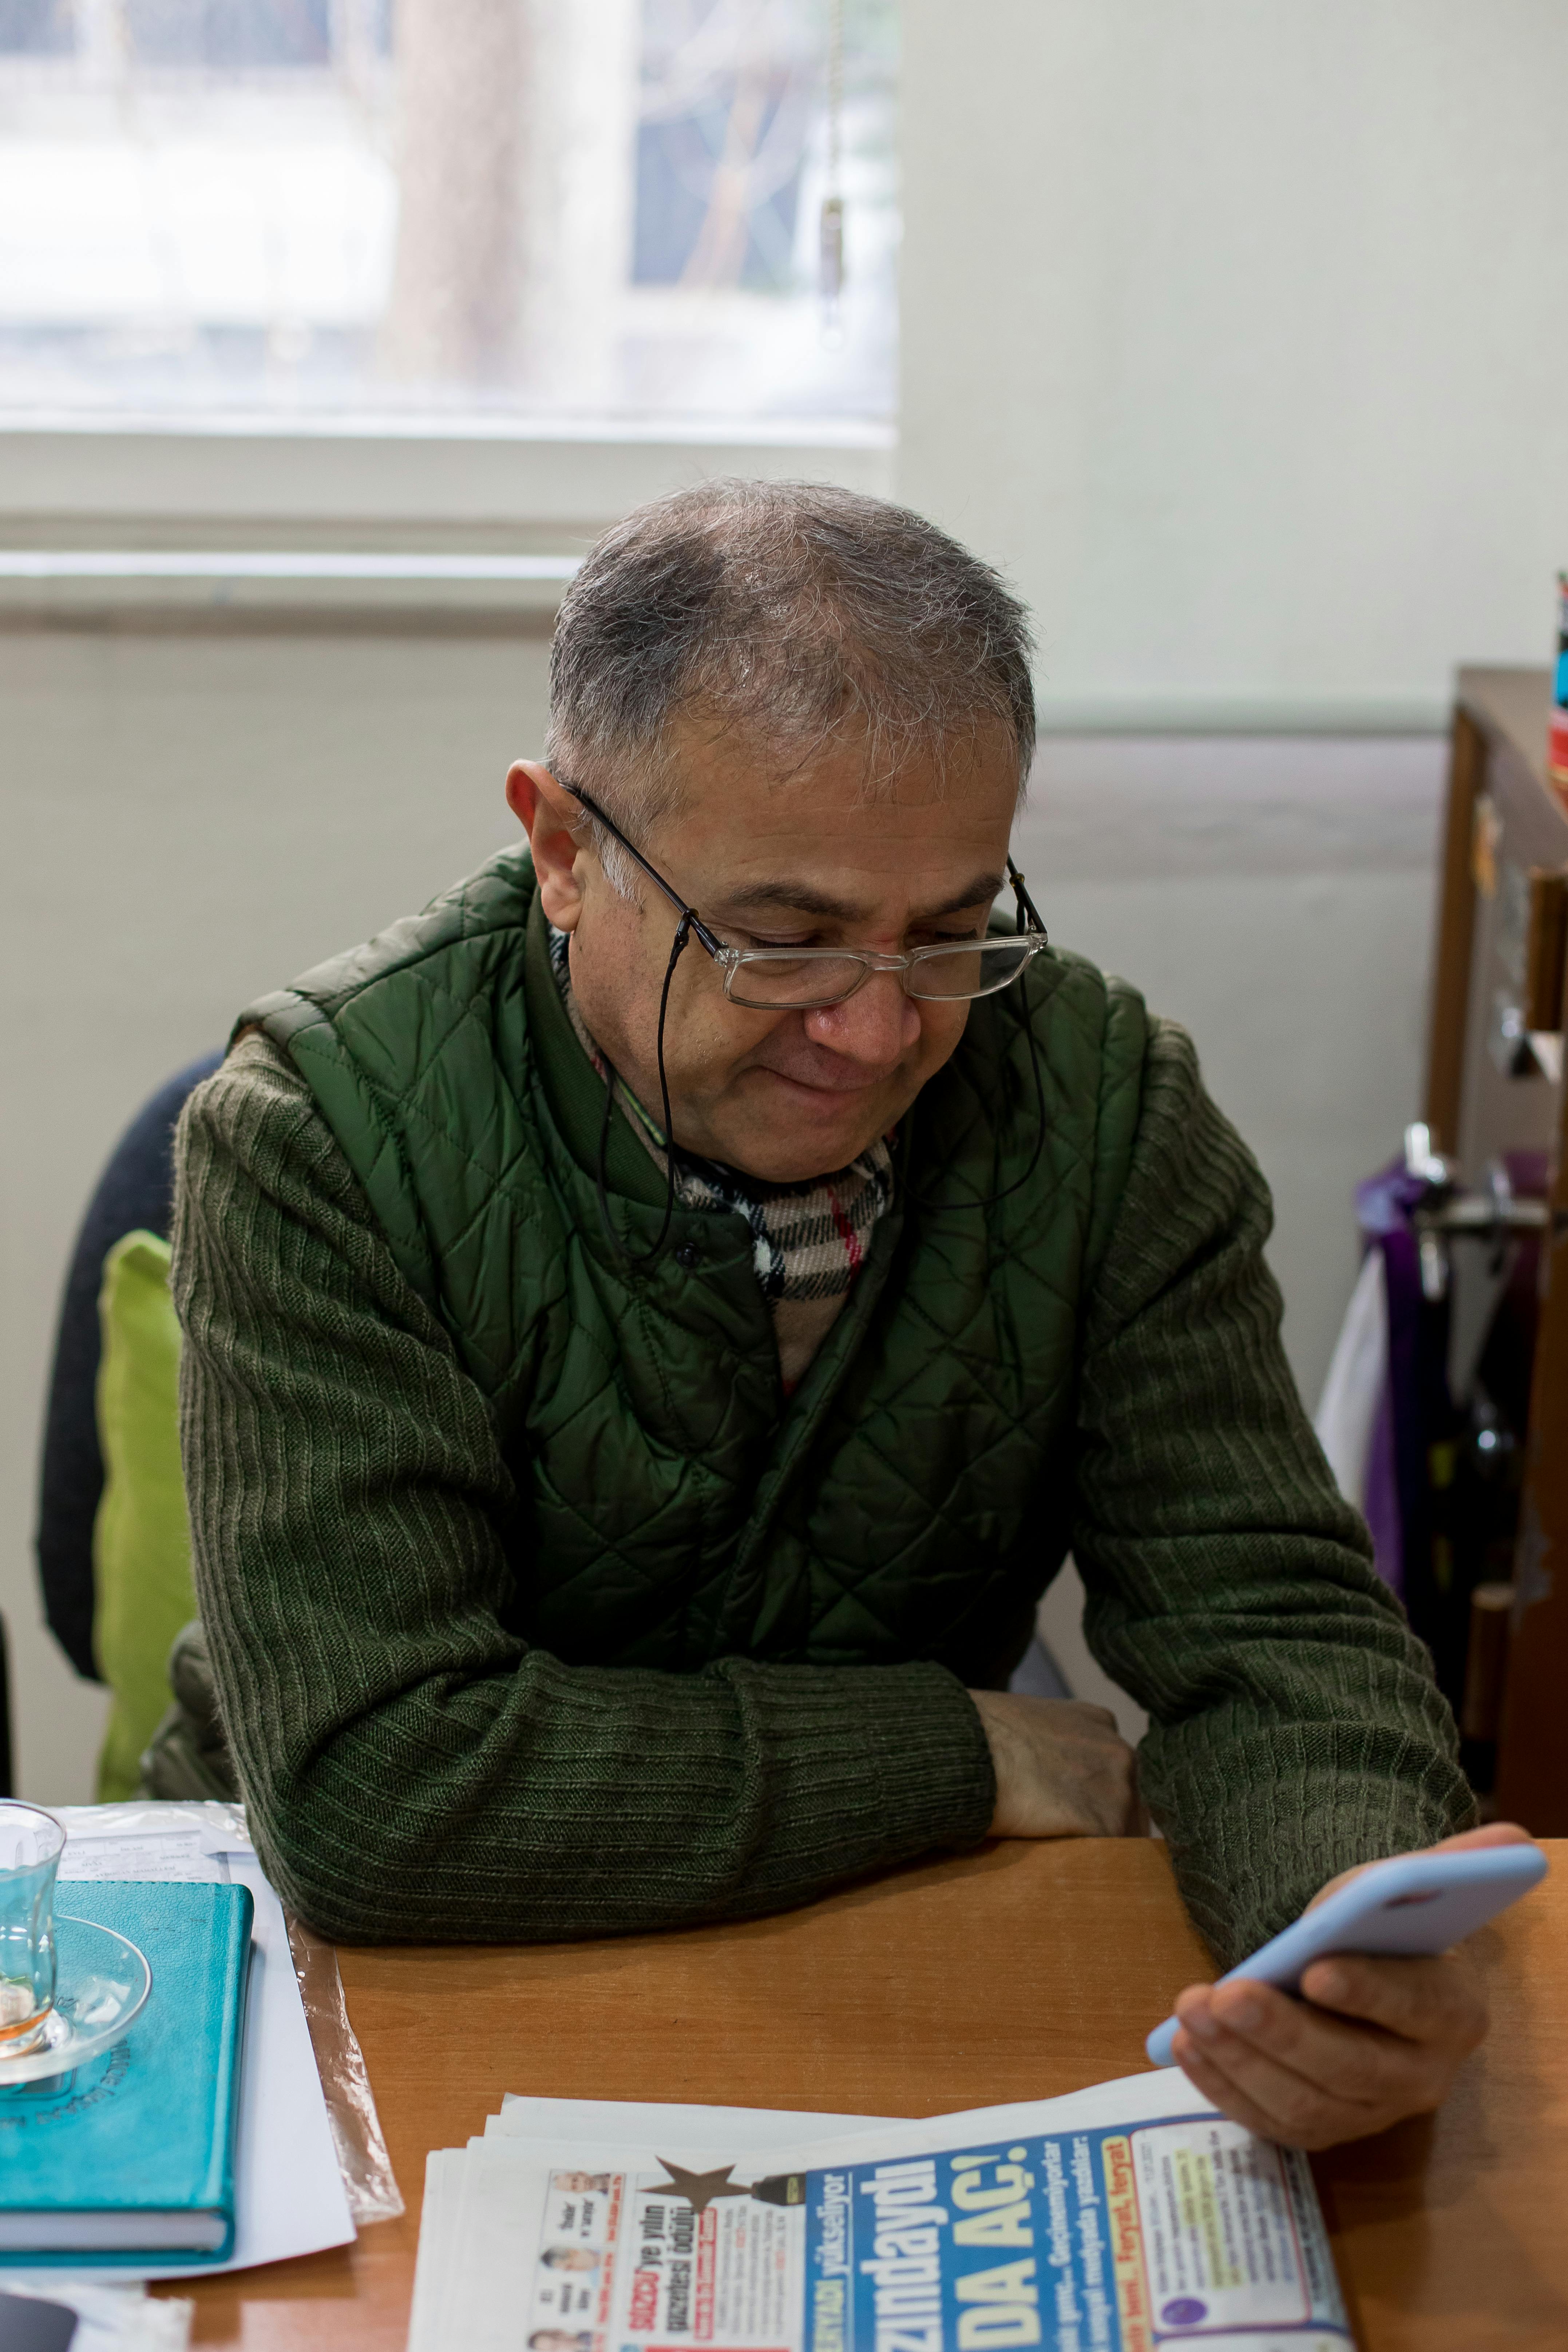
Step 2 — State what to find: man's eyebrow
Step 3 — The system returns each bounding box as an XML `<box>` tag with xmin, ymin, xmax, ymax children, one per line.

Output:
<box><xmin>713</xmin><ymin>873</ymin><xmax>1005</xmax><ymax>923</ymax></box>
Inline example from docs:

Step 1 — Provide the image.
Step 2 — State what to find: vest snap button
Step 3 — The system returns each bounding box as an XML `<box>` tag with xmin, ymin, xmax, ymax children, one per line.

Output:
<box><xmin>675</xmin><ymin>1242</ymin><xmax>701</xmax><ymax>1269</ymax></box>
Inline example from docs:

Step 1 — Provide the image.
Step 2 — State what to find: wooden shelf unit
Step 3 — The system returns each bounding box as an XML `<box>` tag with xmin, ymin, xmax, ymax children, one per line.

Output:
<box><xmin>1425</xmin><ymin>668</ymin><xmax>1568</xmax><ymax>1828</ymax></box>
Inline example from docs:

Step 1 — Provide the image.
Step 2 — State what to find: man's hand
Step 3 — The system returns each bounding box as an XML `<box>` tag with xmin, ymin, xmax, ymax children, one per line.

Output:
<box><xmin>1168</xmin><ymin>1821</ymin><xmax>1534</xmax><ymax>2150</ymax></box>
<box><xmin>969</xmin><ymin>1690</ymin><xmax>1144</xmax><ymax>1838</ymax></box>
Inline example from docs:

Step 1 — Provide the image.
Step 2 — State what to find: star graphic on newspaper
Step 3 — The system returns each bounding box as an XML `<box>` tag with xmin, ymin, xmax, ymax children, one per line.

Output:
<box><xmin>648</xmin><ymin>2159</ymin><xmax>755</xmax><ymax>2216</ymax></box>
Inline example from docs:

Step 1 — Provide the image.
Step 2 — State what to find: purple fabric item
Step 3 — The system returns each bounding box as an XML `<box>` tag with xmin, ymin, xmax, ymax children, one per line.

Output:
<box><xmin>1354</xmin><ymin>1158</ymin><xmax>1428</xmax><ymax>1240</ymax></box>
<box><xmin>1350</xmin><ymin>1157</ymin><xmax>1452</xmax><ymax>1601</ymax></box>
<box><xmin>1506</xmin><ymin>1149</ymin><xmax>1550</xmax><ymax>1200</ymax></box>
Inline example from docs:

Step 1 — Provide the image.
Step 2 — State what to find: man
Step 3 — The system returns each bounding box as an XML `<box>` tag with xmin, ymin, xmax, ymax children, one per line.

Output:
<box><xmin>171</xmin><ymin>479</ymin><xmax>1512</xmax><ymax>2153</ymax></box>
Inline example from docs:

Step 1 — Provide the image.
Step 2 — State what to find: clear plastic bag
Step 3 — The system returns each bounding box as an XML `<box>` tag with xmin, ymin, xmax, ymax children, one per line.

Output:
<box><xmin>283</xmin><ymin>1909</ymin><xmax>404</xmax><ymax>2225</ymax></box>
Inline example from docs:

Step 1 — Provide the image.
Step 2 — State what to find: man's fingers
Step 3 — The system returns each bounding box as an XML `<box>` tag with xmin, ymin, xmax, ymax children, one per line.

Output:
<box><xmin>1167</xmin><ymin>2034</ymin><xmax>1305</xmax><ymax>2146</ymax></box>
<box><xmin>1298</xmin><ymin>1952</ymin><xmax>1488</xmax><ymax>2051</ymax></box>
<box><xmin>1171</xmin><ymin>2005</ymin><xmax>1442</xmax><ymax>2150</ymax></box>
<box><xmin>1183</xmin><ymin>1829</ymin><xmax>1523</xmax><ymax>2147</ymax></box>
<box><xmin>1169</xmin><ymin>1966</ymin><xmax>1468</xmax><ymax>2146</ymax></box>
<box><xmin>1428</xmin><ymin>1820</ymin><xmax>1533</xmax><ymax>1853</ymax></box>
<box><xmin>1169</xmin><ymin>2028</ymin><xmax>1369</xmax><ymax>2153</ymax></box>
<box><xmin>1307</xmin><ymin>1819</ymin><xmax>1535</xmax><ymax>1910</ymax></box>
<box><xmin>1179</xmin><ymin>1985</ymin><xmax>1394</xmax><ymax>2113</ymax></box>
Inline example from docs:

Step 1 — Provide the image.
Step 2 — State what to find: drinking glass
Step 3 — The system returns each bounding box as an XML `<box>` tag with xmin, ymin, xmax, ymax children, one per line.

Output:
<box><xmin>0</xmin><ymin>1803</ymin><xmax>66</xmax><ymax>2054</ymax></box>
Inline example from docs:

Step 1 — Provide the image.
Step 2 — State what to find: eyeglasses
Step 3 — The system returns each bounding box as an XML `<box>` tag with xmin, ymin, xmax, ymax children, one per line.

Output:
<box><xmin>560</xmin><ymin>782</ymin><xmax>1050</xmax><ymax>1005</ymax></box>
<box><xmin>557</xmin><ymin>779</ymin><xmax>1051</xmax><ymax>1263</ymax></box>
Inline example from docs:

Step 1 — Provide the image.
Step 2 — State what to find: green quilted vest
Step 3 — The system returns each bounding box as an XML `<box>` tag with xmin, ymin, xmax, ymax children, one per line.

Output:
<box><xmin>243</xmin><ymin>846</ymin><xmax>1150</xmax><ymax>1687</ymax></box>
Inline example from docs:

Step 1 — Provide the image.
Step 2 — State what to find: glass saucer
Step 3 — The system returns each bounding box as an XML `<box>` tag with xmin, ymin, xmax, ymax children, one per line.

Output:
<box><xmin>0</xmin><ymin>1915</ymin><xmax>151</xmax><ymax>2088</ymax></box>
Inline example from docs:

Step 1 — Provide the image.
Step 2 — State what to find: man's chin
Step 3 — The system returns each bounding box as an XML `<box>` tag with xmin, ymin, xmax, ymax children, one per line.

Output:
<box><xmin>701</xmin><ymin>1070</ymin><xmax>900</xmax><ymax>1184</ymax></box>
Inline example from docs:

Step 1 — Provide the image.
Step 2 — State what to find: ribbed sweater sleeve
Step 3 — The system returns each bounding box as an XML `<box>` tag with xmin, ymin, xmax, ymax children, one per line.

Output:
<box><xmin>171</xmin><ymin>1036</ymin><xmax>995</xmax><ymax>1944</ymax></box>
<box><xmin>1073</xmin><ymin>1015</ymin><xmax>1476</xmax><ymax>1967</ymax></box>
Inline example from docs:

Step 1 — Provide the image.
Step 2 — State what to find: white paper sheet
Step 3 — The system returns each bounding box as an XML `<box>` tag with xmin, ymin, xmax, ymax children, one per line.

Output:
<box><xmin>55</xmin><ymin>1831</ymin><xmax>226</xmax><ymax>1885</ymax></box>
<box><xmin>13</xmin><ymin>1803</ymin><xmax>355</xmax><ymax>2284</ymax></box>
<box><xmin>488</xmin><ymin>2096</ymin><xmax>895</xmax><ymax>2147</ymax></box>
<box><xmin>407</xmin><ymin>2149</ymin><xmax>466</xmax><ymax>2352</ymax></box>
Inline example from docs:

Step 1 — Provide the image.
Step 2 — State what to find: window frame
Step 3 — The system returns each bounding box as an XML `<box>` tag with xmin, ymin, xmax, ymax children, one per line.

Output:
<box><xmin>0</xmin><ymin>416</ymin><xmax>897</xmax><ymax>614</ymax></box>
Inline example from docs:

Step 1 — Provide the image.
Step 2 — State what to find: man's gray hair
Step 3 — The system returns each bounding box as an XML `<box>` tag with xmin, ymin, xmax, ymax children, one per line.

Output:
<box><xmin>545</xmin><ymin>479</ymin><xmax>1036</xmax><ymax>895</ymax></box>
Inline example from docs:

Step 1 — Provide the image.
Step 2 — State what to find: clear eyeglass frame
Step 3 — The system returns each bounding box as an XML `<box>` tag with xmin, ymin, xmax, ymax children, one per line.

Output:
<box><xmin>557</xmin><ymin>778</ymin><xmax>1050</xmax><ymax>1010</ymax></box>
<box><xmin>712</xmin><ymin>936</ymin><xmax>1046</xmax><ymax>1010</ymax></box>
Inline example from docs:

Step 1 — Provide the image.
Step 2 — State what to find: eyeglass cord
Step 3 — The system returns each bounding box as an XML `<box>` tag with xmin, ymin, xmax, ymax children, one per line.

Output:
<box><xmin>595</xmin><ymin>912</ymin><xmax>692</xmax><ymax>1268</ymax></box>
<box><xmin>903</xmin><ymin>1001</ymin><xmax>1048</xmax><ymax>1216</ymax></box>
<box><xmin>592</xmin><ymin>923</ymin><xmax>1049</xmax><ymax>1268</ymax></box>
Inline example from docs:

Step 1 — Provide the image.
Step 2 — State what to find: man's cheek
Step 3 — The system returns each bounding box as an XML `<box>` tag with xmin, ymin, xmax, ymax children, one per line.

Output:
<box><xmin>915</xmin><ymin>1000</ymin><xmax>972</xmax><ymax>1073</ymax></box>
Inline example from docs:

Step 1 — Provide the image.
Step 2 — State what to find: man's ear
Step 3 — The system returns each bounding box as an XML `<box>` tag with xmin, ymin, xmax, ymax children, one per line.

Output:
<box><xmin>507</xmin><ymin>761</ymin><xmax>587</xmax><ymax>929</ymax></box>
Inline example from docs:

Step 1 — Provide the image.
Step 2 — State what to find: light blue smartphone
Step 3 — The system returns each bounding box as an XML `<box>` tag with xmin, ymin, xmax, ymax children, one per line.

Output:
<box><xmin>1145</xmin><ymin>1842</ymin><xmax>1547</xmax><ymax>2068</ymax></box>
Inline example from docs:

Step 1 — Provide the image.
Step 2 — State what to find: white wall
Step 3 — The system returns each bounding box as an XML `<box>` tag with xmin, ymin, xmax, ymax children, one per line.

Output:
<box><xmin>899</xmin><ymin>0</ymin><xmax>1568</xmax><ymax>724</ymax></box>
<box><xmin>1</xmin><ymin>623</ymin><xmax>553</xmax><ymax>1802</ymax></box>
<box><xmin>892</xmin><ymin>0</ymin><xmax>1557</xmax><ymax>1464</ymax></box>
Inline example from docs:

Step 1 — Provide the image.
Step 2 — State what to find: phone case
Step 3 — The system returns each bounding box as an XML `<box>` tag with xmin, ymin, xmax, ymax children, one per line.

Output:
<box><xmin>1145</xmin><ymin>1843</ymin><xmax>1547</xmax><ymax>2068</ymax></box>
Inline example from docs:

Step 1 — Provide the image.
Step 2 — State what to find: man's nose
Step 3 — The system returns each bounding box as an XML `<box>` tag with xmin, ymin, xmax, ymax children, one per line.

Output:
<box><xmin>803</xmin><ymin>971</ymin><xmax>922</xmax><ymax>1066</ymax></box>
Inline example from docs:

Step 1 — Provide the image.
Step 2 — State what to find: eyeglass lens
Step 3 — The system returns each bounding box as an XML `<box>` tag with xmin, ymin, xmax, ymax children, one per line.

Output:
<box><xmin>724</xmin><ymin>938</ymin><xmax>1040</xmax><ymax>1010</ymax></box>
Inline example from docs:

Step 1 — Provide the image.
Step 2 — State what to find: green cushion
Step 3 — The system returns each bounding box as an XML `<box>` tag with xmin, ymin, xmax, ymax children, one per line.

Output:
<box><xmin>92</xmin><ymin>1231</ymin><xmax>196</xmax><ymax>1801</ymax></box>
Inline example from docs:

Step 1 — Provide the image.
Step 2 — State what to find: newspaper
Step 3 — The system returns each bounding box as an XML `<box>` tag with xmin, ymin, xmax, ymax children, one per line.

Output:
<box><xmin>409</xmin><ymin>2079</ymin><xmax>1353</xmax><ymax>2352</ymax></box>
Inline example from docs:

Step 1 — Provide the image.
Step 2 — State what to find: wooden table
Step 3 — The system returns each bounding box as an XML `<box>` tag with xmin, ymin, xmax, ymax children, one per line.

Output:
<box><xmin>166</xmin><ymin>1837</ymin><xmax>1568</xmax><ymax>2350</ymax></box>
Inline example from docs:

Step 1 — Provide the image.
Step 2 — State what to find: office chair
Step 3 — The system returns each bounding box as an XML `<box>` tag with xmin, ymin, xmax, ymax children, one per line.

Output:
<box><xmin>36</xmin><ymin>1054</ymin><xmax>224</xmax><ymax>1686</ymax></box>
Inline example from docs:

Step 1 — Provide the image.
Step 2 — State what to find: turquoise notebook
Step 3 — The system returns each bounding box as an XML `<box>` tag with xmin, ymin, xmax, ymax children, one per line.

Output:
<box><xmin>0</xmin><ymin>1880</ymin><xmax>253</xmax><ymax>2264</ymax></box>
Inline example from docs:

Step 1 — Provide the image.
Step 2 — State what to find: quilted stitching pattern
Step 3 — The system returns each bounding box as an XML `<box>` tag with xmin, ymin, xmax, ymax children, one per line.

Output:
<box><xmin>245</xmin><ymin>846</ymin><xmax>1114</xmax><ymax>1688</ymax></box>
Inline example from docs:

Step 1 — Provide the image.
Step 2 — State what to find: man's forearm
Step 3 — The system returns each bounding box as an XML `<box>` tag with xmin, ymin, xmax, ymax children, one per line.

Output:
<box><xmin>237</xmin><ymin>1647</ymin><xmax>994</xmax><ymax>1944</ymax></box>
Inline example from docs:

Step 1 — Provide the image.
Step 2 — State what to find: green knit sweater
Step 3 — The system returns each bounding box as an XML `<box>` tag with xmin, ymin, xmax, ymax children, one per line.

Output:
<box><xmin>171</xmin><ymin>993</ymin><xmax>1473</xmax><ymax>1963</ymax></box>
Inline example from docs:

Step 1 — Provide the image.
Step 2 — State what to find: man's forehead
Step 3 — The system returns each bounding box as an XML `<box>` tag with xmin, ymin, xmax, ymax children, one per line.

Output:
<box><xmin>713</xmin><ymin>868</ymin><xmax>1006</xmax><ymax>923</ymax></box>
<box><xmin>656</xmin><ymin>724</ymin><xmax>1016</xmax><ymax>903</ymax></box>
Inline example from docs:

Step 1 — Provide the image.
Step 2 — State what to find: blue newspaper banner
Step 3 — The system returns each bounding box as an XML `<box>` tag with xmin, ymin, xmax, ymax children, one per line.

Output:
<box><xmin>801</xmin><ymin>2117</ymin><xmax>1351</xmax><ymax>2352</ymax></box>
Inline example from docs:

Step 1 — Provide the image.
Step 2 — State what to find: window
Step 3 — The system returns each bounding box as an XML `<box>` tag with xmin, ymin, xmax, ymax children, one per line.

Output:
<box><xmin>0</xmin><ymin>0</ymin><xmax>74</xmax><ymax>57</ymax></box>
<box><xmin>0</xmin><ymin>0</ymin><xmax>896</xmax><ymax>429</ymax></box>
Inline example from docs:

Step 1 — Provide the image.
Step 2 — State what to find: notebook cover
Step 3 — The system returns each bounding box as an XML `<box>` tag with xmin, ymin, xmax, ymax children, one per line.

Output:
<box><xmin>0</xmin><ymin>1880</ymin><xmax>254</xmax><ymax>2265</ymax></box>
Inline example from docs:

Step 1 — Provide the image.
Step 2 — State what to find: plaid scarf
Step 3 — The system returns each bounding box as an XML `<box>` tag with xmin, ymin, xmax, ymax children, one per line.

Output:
<box><xmin>548</xmin><ymin>925</ymin><xmax>893</xmax><ymax>1387</ymax></box>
